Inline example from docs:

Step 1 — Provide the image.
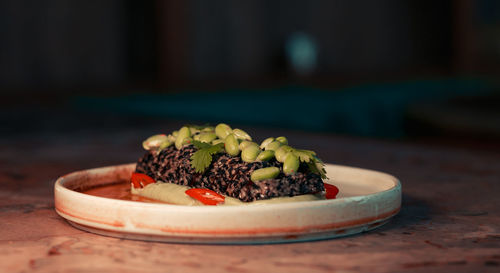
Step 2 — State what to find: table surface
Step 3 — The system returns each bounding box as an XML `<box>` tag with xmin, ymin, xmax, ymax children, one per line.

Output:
<box><xmin>1</xmin><ymin>118</ymin><xmax>499</xmax><ymax>273</ymax></box>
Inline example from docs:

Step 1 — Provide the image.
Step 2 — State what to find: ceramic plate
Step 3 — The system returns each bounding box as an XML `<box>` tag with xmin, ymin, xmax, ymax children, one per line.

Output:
<box><xmin>54</xmin><ymin>163</ymin><xmax>401</xmax><ymax>244</ymax></box>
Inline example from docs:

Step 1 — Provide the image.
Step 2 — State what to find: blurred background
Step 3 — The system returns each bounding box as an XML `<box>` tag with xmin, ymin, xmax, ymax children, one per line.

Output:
<box><xmin>1</xmin><ymin>0</ymin><xmax>499</xmax><ymax>152</ymax></box>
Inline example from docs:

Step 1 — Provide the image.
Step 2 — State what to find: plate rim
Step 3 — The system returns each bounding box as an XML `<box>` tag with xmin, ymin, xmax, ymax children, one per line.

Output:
<box><xmin>54</xmin><ymin>163</ymin><xmax>401</xmax><ymax>242</ymax></box>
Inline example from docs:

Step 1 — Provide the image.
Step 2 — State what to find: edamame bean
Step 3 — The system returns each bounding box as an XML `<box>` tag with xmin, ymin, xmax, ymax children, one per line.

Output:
<box><xmin>224</xmin><ymin>134</ymin><xmax>240</xmax><ymax>156</ymax></box>
<box><xmin>167</xmin><ymin>134</ymin><xmax>176</xmax><ymax>142</ymax></box>
<box><xmin>182</xmin><ymin>137</ymin><xmax>193</xmax><ymax>145</ymax></box>
<box><xmin>241</xmin><ymin>145</ymin><xmax>260</xmax><ymax>162</ymax></box>
<box><xmin>276</xmin><ymin>136</ymin><xmax>288</xmax><ymax>145</ymax></box>
<box><xmin>199</xmin><ymin>132</ymin><xmax>217</xmax><ymax>143</ymax></box>
<box><xmin>239</xmin><ymin>140</ymin><xmax>258</xmax><ymax>150</ymax></box>
<box><xmin>158</xmin><ymin>141</ymin><xmax>172</xmax><ymax>150</ymax></box>
<box><xmin>256</xmin><ymin>150</ymin><xmax>274</xmax><ymax>161</ymax></box>
<box><xmin>275</xmin><ymin>145</ymin><xmax>293</xmax><ymax>162</ymax></box>
<box><xmin>215</xmin><ymin>123</ymin><xmax>232</xmax><ymax>139</ymax></box>
<box><xmin>283</xmin><ymin>153</ymin><xmax>300</xmax><ymax>175</ymax></box>
<box><xmin>175</xmin><ymin>126</ymin><xmax>191</xmax><ymax>149</ymax></box>
<box><xmin>251</xmin><ymin>167</ymin><xmax>280</xmax><ymax>182</ymax></box>
<box><xmin>189</xmin><ymin>127</ymin><xmax>200</xmax><ymax>135</ymax></box>
<box><xmin>142</xmin><ymin>134</ymin><xmax>170</xmax><ymax>150</ymax></box>
<box><xmin>212</xmin><ymin>139</ymin><xmax>224</xmax><ymax>145</ymax></box>
<box><xmin>264</xmin><ymin>141</ymin><xmax>282</xmax><ymax>151</ymax></box>
<box><xmin>260</xmin><ymin>137</ymin><xmax>275</xmax><ymax>149</ymax></box>
<box><xmin>233</xmin><ymin>128</ymin><xmax>252</xmax><ymax>141</ymax></box>
<box><xmin>202</xmin><ymin>127</ymin><xmax>214</xmax><ymax>132</ymax></box>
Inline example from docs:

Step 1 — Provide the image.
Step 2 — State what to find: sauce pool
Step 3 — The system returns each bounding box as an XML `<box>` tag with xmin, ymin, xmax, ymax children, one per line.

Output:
<box><xmin>81</xmin><ymin>182</ymin><xmax>169</xmax><ymax>204</ymax></box>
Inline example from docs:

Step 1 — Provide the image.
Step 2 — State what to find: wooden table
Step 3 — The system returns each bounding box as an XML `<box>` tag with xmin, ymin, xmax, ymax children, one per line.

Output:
<box><xmin>1</xmin><ymin>120</ymin><xmax>499</xmax><ymax>273</ymax></box>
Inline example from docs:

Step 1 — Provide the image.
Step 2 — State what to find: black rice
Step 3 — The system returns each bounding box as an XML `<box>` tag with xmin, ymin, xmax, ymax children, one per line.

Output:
<box><xmin>135</xmin><ymin>145</ymin><xmax>325</xmax><ymax>202</ymax></box>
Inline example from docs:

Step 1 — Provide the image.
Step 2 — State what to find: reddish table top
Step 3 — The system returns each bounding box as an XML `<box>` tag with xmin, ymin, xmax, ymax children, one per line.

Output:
<box><xmin>1</xmin><ymin>123</ymin><xmax>499</xmax><ymax>273</ymax></box>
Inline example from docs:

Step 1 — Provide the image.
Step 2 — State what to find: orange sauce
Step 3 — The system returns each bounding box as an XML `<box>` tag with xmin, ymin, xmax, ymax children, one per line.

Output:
<box><xmin>81</xmin><ymin>183</ymin><xmax>169</xmax><ymax>204</ymax></box>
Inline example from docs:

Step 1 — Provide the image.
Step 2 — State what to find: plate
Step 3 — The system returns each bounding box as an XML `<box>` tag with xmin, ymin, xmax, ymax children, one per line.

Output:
<box><xmin>54</xmin><ymin>163</ymin><xmax>401</xmax><ymax>244</ymax></box>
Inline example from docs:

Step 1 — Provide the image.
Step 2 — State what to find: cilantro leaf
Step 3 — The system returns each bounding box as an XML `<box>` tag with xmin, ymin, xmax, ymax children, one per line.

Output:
<box><xmin>294</xmin><ymin>149</ymin><xmax>327</xmax><ymax>179</ymax></box>
<box><xmin>191</xmin><ymin>140</ymin><xmax>212</xmax><ymax>149</ymax></box>
<box><xmin>307</xmin><ymin>159</ymin><xmax>328</xmax><ymax>179</ymax></box>
<box><xmin>293</xmin><ymin>149</ymin><xmax>316</xmax><ymax>163</ymax></box>
<box><xmin>190</xmin><ymin>149</ymin><xmax>212</xmax><ymax>173</ymax></box>
<box><xmin>190</xmin><ymin>141</ymin><xmax>224</xmax><ymax>173</ymax></box>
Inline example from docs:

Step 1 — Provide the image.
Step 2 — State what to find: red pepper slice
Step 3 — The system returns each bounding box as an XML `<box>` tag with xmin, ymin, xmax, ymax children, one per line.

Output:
<box><xmin>324</xmin><ymin>183</ymin><xmax>339</xmax><ymax>199</ymax></box>
<box><xmin>131</xmin><ymin>172</ymin><xmax>156</xmax><ymax>189</ymax></box>
<box><xmin>185</xmin><ymin>188</ymin><xmax>225</xmax><ymax>205</ymax></box>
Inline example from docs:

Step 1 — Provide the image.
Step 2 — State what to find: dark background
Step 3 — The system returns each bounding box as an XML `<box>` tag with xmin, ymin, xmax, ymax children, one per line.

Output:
<box><xmin>1</xmin><ymin>0</ymin><xmax>499</xmax><ymax>151</ymax></box>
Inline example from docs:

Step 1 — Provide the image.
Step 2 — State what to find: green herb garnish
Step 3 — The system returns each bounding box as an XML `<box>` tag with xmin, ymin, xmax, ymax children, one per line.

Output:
<box><xmin>311</xmin><ymin>156</ymin><xmax>328</xmax><ymax>179</ymax></box>
<box><xmin>293</xmin><ymin>149</ymin><xmax>316</xmax><ymax>163</ymax></box>
<box><xmin>190</xmin><ymin>140</ymin><xmax>224</xmax><ymax>173</ymax></box>
<box><xmin>291</xmin><ymin>149</ymin><xmax>327</xmax><ymax>178</ymax></box>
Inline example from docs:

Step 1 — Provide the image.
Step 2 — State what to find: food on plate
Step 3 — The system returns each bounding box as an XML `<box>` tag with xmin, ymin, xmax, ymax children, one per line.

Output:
<box><xmin>132</xmin><ymin>123</ymin><xmax>338</xmax><ymax>205</ymax></box>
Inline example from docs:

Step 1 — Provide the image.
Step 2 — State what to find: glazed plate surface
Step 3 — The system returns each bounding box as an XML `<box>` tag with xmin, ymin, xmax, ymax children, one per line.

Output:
<box><xmin>54</xmin><ymin>163</ymin><xmax>401</xmax><ymax>244</ymax></box>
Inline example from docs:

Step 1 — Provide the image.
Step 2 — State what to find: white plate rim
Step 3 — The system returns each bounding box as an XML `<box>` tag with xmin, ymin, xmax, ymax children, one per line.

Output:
<box><xmin>54</xmin><ymin>163</ymin><xmax>401</xmax><ymax>243</ymax></box>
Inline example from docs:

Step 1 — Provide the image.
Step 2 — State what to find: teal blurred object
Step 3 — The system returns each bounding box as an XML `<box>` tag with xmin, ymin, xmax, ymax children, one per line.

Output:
<box><xmin>76</xmin><ymin>79</ymin><xmax>496</xmax><ymax>137</ymax></box>
<box><xmin>286</xmin><ymin>32</ymin><xmax>318</xmax><ymax>75</ymax></box>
